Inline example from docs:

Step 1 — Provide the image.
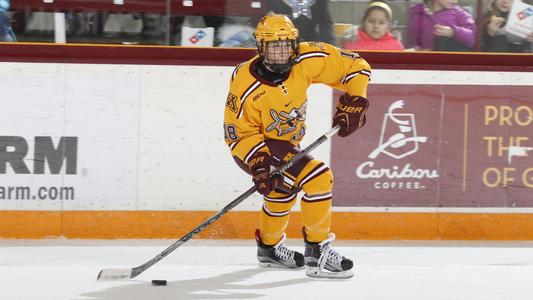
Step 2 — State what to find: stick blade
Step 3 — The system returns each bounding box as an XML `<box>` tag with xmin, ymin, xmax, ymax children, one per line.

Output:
<box><xmin>97</xmin><ymin>268</ymin><xmax>133</xmax><ymax>281</ymax></box>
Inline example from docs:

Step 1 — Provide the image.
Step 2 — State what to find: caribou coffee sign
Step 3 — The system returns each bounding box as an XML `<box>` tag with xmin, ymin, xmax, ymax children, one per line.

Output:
<box><xmin>355</xmin><ymin>100</ymin><xmax>439</xmax><ymax>189</ymax></box>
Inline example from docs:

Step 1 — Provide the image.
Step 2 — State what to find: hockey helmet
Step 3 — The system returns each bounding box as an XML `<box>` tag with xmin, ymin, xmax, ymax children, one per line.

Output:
<box><xmin>254</xmin><ymin>14</ymin><xmax>300</xmax><ymax>73</ymax></box>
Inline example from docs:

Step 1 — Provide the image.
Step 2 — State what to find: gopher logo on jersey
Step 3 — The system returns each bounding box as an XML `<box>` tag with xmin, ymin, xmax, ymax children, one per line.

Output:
<box><xmin>266</xmin><ymin>103</ymin><xmax>307</xmax><ymax>137</ymax></box>
<box><xmin>226</xmin><ymin>92</ymin><xmax>238</xmax><ymax>113</ymax></box>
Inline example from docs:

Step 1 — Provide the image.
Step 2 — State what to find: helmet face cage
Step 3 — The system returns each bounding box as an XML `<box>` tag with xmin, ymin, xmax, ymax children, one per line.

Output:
<box><xmin>257</xmin><ymin>39</ymin><xmax>300</xmax><ymax>73</ymax></box>
<box><xmin>254</xmin><ymin>15</ymin><xmax>300</xmax><ymax>74</ymax></box>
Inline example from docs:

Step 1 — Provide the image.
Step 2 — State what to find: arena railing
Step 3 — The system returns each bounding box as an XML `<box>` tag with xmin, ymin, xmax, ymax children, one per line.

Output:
<box><xmin>10</xmin><ymin>0</ymin><xmax>267</xmax><ymax>16</ymax></box>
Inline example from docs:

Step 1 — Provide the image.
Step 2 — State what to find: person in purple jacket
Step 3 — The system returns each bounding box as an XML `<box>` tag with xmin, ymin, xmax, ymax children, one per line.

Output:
<box><xmin>406</xmin><ymin>0</ymin><xmax>476</xmax><ymax>51</ymax></box>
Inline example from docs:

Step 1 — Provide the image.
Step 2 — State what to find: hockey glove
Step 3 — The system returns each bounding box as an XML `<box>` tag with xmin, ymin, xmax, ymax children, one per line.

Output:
<box><xmin>333</xmin><ymin>93</ymin><xmax>369</xmax><ymax>137</ymax></box>
<box><xmin>248</xmin><ymin>151</ymin><xmax>283</xmax><ymax>196</ymax></box>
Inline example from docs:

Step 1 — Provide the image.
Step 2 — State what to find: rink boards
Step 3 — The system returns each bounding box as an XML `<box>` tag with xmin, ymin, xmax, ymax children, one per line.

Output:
<box><xmin>0</xmin><ymin>48</ymin><xmax>532</xmax><ymax>239</ymax></box>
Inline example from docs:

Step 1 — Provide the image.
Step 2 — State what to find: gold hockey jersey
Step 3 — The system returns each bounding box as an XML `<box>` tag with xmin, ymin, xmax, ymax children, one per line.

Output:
<box><xmin>224</xmin><ymin>41</ymin><xmax>371</xmax><ymax>165</ymax></box>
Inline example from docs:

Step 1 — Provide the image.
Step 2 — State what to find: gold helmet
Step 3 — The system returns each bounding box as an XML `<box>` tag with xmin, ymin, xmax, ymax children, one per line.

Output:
<box><xmin>254</xmin><ymin>14</ymin><xmax>299</xmax><ymax>42</ymax></box>
<box><xmin>254</xmin><ymin>14</ymin><xmax>300</xmax><ymax>73</ymax></box>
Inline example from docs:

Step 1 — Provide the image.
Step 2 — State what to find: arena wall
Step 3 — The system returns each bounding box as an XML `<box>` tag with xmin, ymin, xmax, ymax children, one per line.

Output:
<box><xmin>0</xmin><ymin>43</ymin><xmax>532</xmax><ymax>239</ymax></box>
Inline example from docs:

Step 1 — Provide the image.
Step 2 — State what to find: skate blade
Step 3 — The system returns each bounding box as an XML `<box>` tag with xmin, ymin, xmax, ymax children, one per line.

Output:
<box><xmin>258</xmin><ymin>262</ymin><xmax>303</xmax><ymax>269</ymax></box>
<box><xmin>305</xmin><ymin>267</ymin><xmax>354</xmax><ymax>279</ymax></box>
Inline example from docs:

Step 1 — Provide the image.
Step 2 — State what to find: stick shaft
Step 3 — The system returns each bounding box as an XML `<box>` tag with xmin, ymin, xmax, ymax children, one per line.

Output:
<box><xmin>127</xmin><ymin>125</ymin><xmax>340</xmax><ymax>279</ymax></box>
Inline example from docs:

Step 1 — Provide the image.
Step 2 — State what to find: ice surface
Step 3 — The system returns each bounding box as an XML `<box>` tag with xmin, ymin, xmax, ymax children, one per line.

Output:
<box><xmin>1</xmin><ymin>239</ymin><xmax>533</xmax><ymax>299</ymax></box>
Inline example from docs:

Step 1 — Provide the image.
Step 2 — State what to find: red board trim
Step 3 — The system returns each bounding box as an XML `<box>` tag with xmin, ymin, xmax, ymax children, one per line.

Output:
<box><xmin>1</xmin><ymin>43</ymin><xmax>532</xmax><ymax>71</ymax></box>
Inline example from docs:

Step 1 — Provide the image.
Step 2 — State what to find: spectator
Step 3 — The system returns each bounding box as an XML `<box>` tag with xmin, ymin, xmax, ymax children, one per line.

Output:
<box><xmin>0</xmin><ymin>0</ymin><xmax>16</xmax><ymax>42</ymax></box>
<box><xmin>407</xmin><ymin>0</ymin><xmax>476</xmax><ymax>51</ymax></box>
<box><xmin>481</xmin><ymin>0</ymin><xmax>533</xmax><ymax>52</ymax></box>
<box><xmin>342</xmin><ymin>1</ymin><xmax>404</xmax><ymax>50</ymax></box>
<box><xmin>266</xmin><ymin>0</ymin><xmax>334</xmax><ymax>44</ymax></box>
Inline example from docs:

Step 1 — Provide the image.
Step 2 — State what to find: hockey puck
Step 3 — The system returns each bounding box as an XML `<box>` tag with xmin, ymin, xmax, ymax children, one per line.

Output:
<box><xmin>151</xmin><ymin>279</ymin><xmax>167</xmax><ymax>286</ymax></box>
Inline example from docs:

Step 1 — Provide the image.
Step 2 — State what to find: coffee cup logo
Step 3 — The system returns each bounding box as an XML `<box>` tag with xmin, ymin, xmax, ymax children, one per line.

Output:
<box><xmin>369</xmin><ymin>100</ymin><xmax>428</xmax><ymax>160</ymax></box>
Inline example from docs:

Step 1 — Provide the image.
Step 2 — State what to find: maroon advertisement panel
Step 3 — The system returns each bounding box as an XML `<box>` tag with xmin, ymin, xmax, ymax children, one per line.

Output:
<box><xmin>332</xmin><ymin>84</ymin><xmax>533</xmax><ymax>208</ymax></box>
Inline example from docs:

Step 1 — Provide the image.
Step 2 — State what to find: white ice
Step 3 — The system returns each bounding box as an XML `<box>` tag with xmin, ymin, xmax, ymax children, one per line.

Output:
<box><xmin>1</xmin><ymin>239</ymin><xmax>533</xmax><ymax>300</ymax></box>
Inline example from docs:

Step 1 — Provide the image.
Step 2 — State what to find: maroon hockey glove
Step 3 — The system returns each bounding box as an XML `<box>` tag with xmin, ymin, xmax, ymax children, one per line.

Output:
<box><xmin>248</xmin><ymin>151</ymin><xmax>283</xmax><ymax>196</ymax></box>
<box><xmin>333</xmin><ymin>93</ymin><xmax>369</xmax><ymax>137</ymax></box>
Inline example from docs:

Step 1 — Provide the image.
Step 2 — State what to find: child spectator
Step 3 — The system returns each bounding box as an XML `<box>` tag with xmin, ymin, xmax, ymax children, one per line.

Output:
<box><xmin>342</xmin><ymin>1</ymin><xmax>404</xmax><ymax>50</ymax></box>
<box><xmin>407</xmin><ymin>0</ymin><xmax>476</xmax><ymax>51</ymax></box>
<box><xmin>481</xmin><ymin>0</ymin><xmax>533</xmax><ymax>52</ymax></box>
<box><xmin>0</xmin><ymin>0</ymin><xmax>16</xmax><ymax>42</ymax></box>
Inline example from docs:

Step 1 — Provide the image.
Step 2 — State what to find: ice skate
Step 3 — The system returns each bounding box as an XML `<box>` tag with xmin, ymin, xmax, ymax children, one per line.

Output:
<box><xmin>255</xmin><ymin>229</ymin><xmax>304</xmax><ymax>269</ymax></box>
<box><xmin>304</xmin><ymin>232</ymin><xmax>354</xmax><ymax>279</ymax></box>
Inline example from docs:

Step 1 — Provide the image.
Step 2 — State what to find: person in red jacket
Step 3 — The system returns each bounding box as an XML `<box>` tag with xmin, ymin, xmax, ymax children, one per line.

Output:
<box><xmin>342</xmin><ymin>1</ymin><xmax>404</xmax><ymax>51</ymax></box>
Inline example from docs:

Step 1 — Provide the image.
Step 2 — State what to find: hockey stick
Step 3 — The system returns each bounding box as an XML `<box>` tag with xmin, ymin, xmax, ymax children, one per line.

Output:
<box><xmin>97</xmin><ymin>125</ymin><xmax>340</xmax><ymax>281</ymax></box>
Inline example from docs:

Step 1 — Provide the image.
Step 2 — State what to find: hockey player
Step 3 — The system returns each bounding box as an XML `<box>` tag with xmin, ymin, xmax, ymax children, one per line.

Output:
<box><xmin>223</xmin><ymin>14</ymin><xmax>370</xmax><ymax>279</ymax></box>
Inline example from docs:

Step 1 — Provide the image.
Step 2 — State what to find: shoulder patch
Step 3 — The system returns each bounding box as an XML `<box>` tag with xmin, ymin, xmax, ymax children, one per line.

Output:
<box><xmin>226</xmin><ymin>92</ymin><xmax>238</xmax><ymax>113</ymax></box>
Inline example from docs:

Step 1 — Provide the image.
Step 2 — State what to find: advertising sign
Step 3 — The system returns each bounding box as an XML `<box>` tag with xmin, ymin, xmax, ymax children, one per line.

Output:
<box><xmin>332</xmin><ymin>86</ymin><xmax>441</xmax><ymax>207</ymax></box>
<box><xmin>0</xmin><ymin>63</ymin><xmax>139</xmax><ymax>210</ymax></box>
<box><xmin>439</xmin><ymin>86</ymin><xmax>533</xmax><ymax>207</ymax></box>
<box><xmin>332</xmin><ymin>84</ymin><xmax>533</xmax><ymax>208</ymax></box>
